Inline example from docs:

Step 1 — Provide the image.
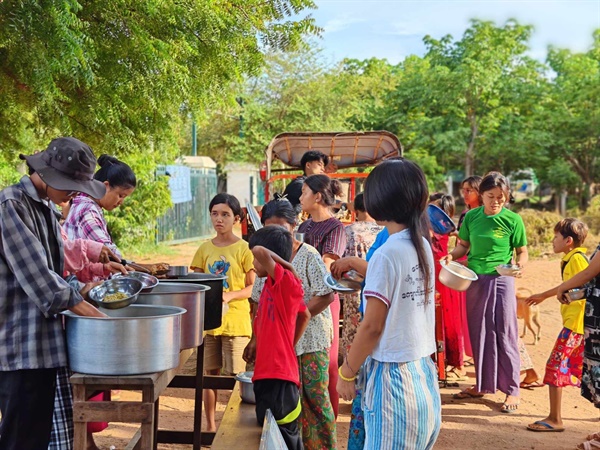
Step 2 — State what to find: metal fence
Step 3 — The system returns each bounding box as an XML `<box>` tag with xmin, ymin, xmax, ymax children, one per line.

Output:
<box><xmin>156</xmin><ymin>166</ymin><xmax>217</xmax><ymax>244</ymax></box>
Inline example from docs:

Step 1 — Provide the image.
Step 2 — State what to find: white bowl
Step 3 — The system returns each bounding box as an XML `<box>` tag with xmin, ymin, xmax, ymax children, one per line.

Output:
<box><xmin>439</xmin><ymin>261</ymin><xmax>478</xmax><ymax>291</ymax></box>
<box><xmin>495</xmin><ymin>264</ymin><xmax>521</xmax><ymax>277</ymax></box>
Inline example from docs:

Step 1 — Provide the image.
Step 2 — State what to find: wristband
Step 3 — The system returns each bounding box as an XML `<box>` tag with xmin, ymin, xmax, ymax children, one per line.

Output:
<box><xmin>338</xmin><ymin>366</ymin><xmax>357</xmax><ymax>382</ymax></box>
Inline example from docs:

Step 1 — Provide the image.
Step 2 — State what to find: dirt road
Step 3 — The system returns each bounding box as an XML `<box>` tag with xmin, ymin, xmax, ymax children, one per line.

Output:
<box><xmin>94</xmin><ymin>244</ymin><xmax>598</xmax><ymax>450</ymax></box>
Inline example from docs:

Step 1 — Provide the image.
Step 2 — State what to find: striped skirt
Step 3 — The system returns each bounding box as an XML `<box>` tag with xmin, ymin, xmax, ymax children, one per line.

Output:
<box><xmin>362</xmin><ymin>356</ymin><xmax>441</xmax><ymax>450</ymax></box>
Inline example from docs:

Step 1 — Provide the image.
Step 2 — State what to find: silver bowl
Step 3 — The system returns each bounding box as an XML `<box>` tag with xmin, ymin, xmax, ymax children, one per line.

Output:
<box><xmin>439</xmin><ymin>261</ymin><xmax>478</xmax><ymax>291</ymax></box>
<box><xmin>235</xmin><ymin>371</ymin><xmax>256</xmax><ymax>404</ymax></box>
<box><xmin>566</xmin><ymin>288</ymin><xmax>586</xmax><ymax>301</ymax></box>
<box><xmin>88</xmin><ymin>278</ymin><xmax>144</xmax><ymax>310</ymax></box>
<box><xmin>324</xmin><ymin>273</ymin><xmax>360</xmax><ymax>293</ymax></box>
<box><xmin>495</xmin><ymin>264</ymin><xmax>521</xmax><ymax>277</ymax></box>
<box><xmin>112</xmin><ymin>271</ymin><xmax>159</xmax><ymax>293</ymax></box>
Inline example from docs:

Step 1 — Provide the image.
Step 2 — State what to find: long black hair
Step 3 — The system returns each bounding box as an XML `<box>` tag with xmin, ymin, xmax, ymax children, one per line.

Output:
<box><xmin>260</xmin><ymin>198</ymin><xmax>297</xmax><ymax>226</ymax></box>
<box><xmin>429</xmin><ymin>192</ymin><xmax>455</xmax><ymax>217</ymax></box>
<box><xmin>303</xmin><ymin>174</ymin><xmax>342</xmax><ymax>207</ymax></box>
<box><xmin>364</xmin><ymin>159</ymin><xmax>431</xmax><ymax>291</ymax></box>
<box><xmin>94</xmin><ymin>155</ymin><xmax>136</xmax><ymax>189</ymax></box>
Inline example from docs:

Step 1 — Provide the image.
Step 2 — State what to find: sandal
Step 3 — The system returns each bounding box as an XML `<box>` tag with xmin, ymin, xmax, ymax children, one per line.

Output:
<box><xmin>446</xmin><ymin>368</ymin><xmax>469</xmax><ymax>381</ymax></box>
<box><xmin>577</xmin><ymin>439</ymin><xmax>600</xmax><ymax>450</ymax></box>
<box><xmin>500</xmin><ymin>402</ymin><xmax>519</xmax><ymax>413</ymax></box>
<box><xmin>588</xmin><ymin>433</ymin><xmax>600</xmax><ymax>441</ymax></box>
<box><xmin>520</xmin><ymin>380</ymin><xmax>544</xmax><ymax>389</ymax></box>
<box><xmin>453</xmin><ymin>388</ymin><xmax>484</xmax><ymax>399</ymax></box>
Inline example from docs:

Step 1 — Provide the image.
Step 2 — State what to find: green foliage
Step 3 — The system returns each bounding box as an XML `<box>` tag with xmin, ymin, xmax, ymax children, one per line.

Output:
<box><xmin>0</xmin><ymin>0</ymin><xmax>318</xmax><ymax>244</ymax></box>
<box><xmin>519</xmin><ymin>208</ymin><xmax>562</xmax><ymax>250</ymax></box>
<box><xmin>104</xmin><ymin>152</ymin><xmax>172</xmax><ymax>251</ymax></box>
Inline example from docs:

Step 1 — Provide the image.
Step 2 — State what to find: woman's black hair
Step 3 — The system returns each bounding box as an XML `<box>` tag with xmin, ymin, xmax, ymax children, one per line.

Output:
<box><xmin>429</xmin><ymin>192</ymin><xmax>455</xmax><ymax>217</ymax></box>
<box><xmin>303</xmin><ymin>174</ymin><xmax>343</xmax><ymax>207</ymax></box>
<box><xmin>248</xmin><ymin>225</ymin><xmax>293</xmax><ymax>262</ymax></box>
<box><xmin>94</xmin><ymin>155</ymin><xmax>137</xmax><ymax>189</ymax></box>
<box><xmin>260</xmin><ymin>199</ymin><xmax>297</xmax><ymax>226</ymax></box>
<box><xmin>479</xmin><ymin>171</ymin><xmax>515</xmax><ymax>204</ymax></box>
<box><xmin>364</xmin><ymin>158</ymin><xmax>431</xmax><ymax>291</ymax></box>
<box><xmin>209</xmin><ymin>193</ymin><xmax>244</xmax><ymax>219</ymax></box>
<box><xmin>461</xmin><ymin>175</ymin><xmax>483</xmax><ymax>192</ymax></box>
<box><xmin>353</xmin><ymin>193</ymin><xmax>366</xmax><ymax>212</ymax></box>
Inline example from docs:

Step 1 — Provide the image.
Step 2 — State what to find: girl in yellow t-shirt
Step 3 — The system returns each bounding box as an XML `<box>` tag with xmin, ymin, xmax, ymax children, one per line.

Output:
<box><xmin>190</xmin><ymin>193</ymin><xmax>255</xmax><ymax>432</ymax></box>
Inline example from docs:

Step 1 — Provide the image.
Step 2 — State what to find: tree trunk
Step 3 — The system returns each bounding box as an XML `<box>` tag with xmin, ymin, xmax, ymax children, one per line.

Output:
<box><xmin>465</xmin><ymin>111</ymin><xmax>477</xmax><ymax>177</ymax></box>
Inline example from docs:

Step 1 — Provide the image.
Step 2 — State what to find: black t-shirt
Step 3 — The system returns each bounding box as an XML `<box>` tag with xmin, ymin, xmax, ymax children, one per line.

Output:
<box><xmin>282</xmin><ymin>176</ymin><xmax>306</xmax><ymax>207</ymax></box>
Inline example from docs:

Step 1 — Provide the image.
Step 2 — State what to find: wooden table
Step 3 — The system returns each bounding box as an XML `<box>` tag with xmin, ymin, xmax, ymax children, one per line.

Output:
<box><xmin>211</xmin><ymin>384</ymin><xmax>262</xmax><ymax>450</ymax></box>
<box><xmin>71</xmin><ymin>349</ymin><xmax>193</xmax><ymax>450</ymax></box>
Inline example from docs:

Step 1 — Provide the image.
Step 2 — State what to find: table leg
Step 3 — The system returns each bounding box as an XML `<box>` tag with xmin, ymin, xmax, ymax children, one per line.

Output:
<box><xmin>72</xmin><ymin>385</ymin><xmax>87</xmax><ymax>450</ymax></box>
<box><xmin>141</xmin><ymin>387</ymin><xmax>155</xmax><ymax>449</ymax></box>
<box><xmin>194</xmin><ymin>343</ymin><xmax>205</xmax><ymax>450</ymax></box>
<box><xmin>153</xmin><ymin>397</ymin><xmax>160</xmax><ymax>450</ymax></box>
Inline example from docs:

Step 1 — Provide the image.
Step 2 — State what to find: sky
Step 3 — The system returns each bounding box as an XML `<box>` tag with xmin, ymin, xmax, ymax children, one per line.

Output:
<box><xmin>308</xmin><ymin>0</ymin><xmax>600</xmax><ymax>64</ymax></box>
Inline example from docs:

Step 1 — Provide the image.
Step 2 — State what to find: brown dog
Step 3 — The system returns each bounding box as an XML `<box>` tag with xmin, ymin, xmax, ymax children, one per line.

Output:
<box><xmin>516</xmin><ymin>287</ymin><xmax>541</xmax><ymax>345</ymax></box>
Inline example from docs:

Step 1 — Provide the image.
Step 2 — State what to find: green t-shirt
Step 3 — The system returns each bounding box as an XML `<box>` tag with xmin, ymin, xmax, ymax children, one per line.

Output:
<box><xmin>458</xmin><ymin>206</ymin><xmax>527</xmax><ymax>275</ymax></box>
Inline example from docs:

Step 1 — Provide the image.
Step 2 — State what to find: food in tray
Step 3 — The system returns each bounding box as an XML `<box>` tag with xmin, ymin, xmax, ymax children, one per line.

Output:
<box><xmin>103</xmin><ymin>292</ymin><xmax>129</xmax><ymax>303</ymax></box>
<box><xmin>142</xmin><ymin>262</ymin><xmax>171</xmax><ymax>276</ymax></box>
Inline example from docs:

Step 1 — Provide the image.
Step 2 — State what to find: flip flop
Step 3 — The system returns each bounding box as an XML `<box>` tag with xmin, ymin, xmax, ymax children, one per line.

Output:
<box><xmin>446</xmin><ymin>368</ymin><xmax>469</xmax><ymax>381</ymax></box>
<box><xmin>527</xmin><ymin>421</ymin><xmax>565</xmax><ymax>432</ymax></box>
<box><xmin>500</xmin><ymin>402</ymin><xmax>519</xmax><ymax>413</ymax></box>
<box><xmin>453</xmin><ymin>389</ymin><xmax>484</xmax><ymax>399</ymax></box>
<box><xmin>578</xmin><ymin>439</ymin><xmax>600</xmax><ymax>450</ymax></box>
<box><xmin>520</xmin><ymin>380</ymin><xmax>544</xmax><ymax>389</ymax></box>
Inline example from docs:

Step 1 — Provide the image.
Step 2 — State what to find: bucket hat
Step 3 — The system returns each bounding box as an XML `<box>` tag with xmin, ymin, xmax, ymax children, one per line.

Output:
<box><xmin>19</xmin><ymin>137</ymin><xmax>106</xmax><ymax>199</ymax></box>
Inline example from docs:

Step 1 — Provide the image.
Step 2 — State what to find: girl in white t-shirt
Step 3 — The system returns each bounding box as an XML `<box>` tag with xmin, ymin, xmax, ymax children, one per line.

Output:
<box><xmin>336</xmin><ymin>159</ymin><xmax>442</xmax><ymax>450</ymax></box>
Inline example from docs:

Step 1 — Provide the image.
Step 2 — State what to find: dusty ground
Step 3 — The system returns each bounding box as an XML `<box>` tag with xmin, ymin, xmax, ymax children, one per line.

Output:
<box><xmin>93</xmin><ymin>243</ymin><xmax>599</xmax><ymax>450</ymax></box>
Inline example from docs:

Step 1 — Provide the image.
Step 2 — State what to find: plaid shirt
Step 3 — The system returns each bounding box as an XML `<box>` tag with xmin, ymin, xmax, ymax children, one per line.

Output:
<box><xmin>64</xmin><ymin>194</ymin><xmax>121</xmax><ymax>258</ymax></box>
<box><xmin>0</xmin><ymin>176</ymin><xmax>83</xmax><ymax>370</ymax></box>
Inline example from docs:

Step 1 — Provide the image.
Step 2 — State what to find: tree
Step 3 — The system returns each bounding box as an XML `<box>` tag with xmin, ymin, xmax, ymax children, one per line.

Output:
<box><xmin>194</xmin><ymin>47</ymin><xmax>399</xmax><ymax>167</ymax></box>
<box><xmin>0</xmin><ymin>0</ymin><xmax>318</xmax><ymax>247</ymax></box>
<box><xmin>382</xmin><ymin>19</ymin><xmax>541</xmax><ymax>177</ymax></box>
<box><xmin>541</xmin><ymin>30</ymin><xmax>600</xmax><ymax>207</ymax></box>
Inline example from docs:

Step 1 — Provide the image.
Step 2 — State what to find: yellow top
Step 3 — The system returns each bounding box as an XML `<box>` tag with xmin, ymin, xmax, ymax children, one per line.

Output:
<box><xmin>191</xmin><ymin>239</ymin><xmax>254</xmax><ymax>337</ymax></box>
<box><xmin>561</xmin><ymin>247</ymin><xmax>588</xmax><ymax>334</ymax></box>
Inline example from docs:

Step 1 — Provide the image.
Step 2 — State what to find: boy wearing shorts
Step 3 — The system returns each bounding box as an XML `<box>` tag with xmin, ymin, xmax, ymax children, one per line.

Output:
<box><xmin>249</xmin><ymin>226</ymin><xmax>311</xmax><ymax>450</ymax></box>
<box><xmin>526</xmin><ymin>218</ymin><xmax>589</xmax><ymax>432</ymax></box>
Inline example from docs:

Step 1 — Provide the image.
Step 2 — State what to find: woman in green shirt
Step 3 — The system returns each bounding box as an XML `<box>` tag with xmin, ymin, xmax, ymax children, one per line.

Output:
<box><xmin>442</xmin><ymin>172</ymin><xmax>528</xmax><ymax>413</ymax></box>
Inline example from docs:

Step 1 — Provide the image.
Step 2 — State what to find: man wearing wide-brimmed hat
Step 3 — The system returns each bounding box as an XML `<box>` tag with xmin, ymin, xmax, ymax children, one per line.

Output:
<box><xmin>0</xmin><ymin>137</ymin><xmax>108</xmax><ymax>450</ymax></box>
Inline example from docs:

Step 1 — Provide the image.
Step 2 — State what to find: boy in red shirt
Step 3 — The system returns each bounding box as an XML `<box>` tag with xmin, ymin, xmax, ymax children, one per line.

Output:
<box><xmin>249</xmin><ymin>226</ymin><xmax>310</xmax><ymax>450</ymax></box>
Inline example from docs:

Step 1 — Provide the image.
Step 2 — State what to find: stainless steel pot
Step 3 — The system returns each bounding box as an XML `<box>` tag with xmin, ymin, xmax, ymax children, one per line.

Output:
<box><xmin>439</xmin><ymin>261</ymin><xmax>478</xmax><ymax>291</ymax></box>
<box><xmin>235</xmin><ymin>371</ymin><xmax>256</xmax><ymax>404</ymax></box>
<box><xmin>138</xmin><ymin>283</ymin><xmax>208</xmax><ymax>349</ymax></box>
<box><xmin>63</xmin><ymin>305</ymin><xmax>185</xmax><ymax>375</ymax></box>
<box><xmin>164</xmin><ymin>274</ymin><xmax>226</xmax><ymax>331</ymax></box>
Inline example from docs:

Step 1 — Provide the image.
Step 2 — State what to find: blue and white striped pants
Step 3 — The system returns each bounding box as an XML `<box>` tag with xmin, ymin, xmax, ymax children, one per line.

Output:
<box><xmin>361</xmin><ymin>356</ymin><xmax>441</xmax><ymax>450</ymax></box>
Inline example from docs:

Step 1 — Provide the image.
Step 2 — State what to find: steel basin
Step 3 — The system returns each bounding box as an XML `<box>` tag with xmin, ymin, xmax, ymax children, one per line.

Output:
<box><xmin>138</xmin><ymin>283</ymin><xmax>208</xmax><ymax>349</ymax></box>
<box><xmin>439</xmin><ymin>261</ymin><xmax>478</xmax><ymax>291</ymax></box>
<box><xmin>63</xmin><ymin>305</ymin><xmax>185</xmax><ymax>375</ymax></box>
<box><xmin>163</xmin><ymin>274</ymin><xmax>226</xmax><ymax>331</ymax></box>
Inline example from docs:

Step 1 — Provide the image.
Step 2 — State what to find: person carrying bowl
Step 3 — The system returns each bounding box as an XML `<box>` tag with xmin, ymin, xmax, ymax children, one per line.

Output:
<box><xmin>441</xmin><ymin>171</ymin><xmax>528</xmax><ymax>413</ymax></box>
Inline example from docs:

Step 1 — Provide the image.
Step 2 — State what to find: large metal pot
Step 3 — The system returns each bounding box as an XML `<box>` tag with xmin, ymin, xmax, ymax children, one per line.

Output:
<box><xmin>162</xmin><ymin>273</ymin><xmax>226</xmax><ymax>331</ymax></box>
<box><xmin>439</xmin><ymin>261</ymin><xmax>478</xmax><ymax>292</ymax></box>
<box><xmin>138</xmin><ymin>283</ymin><xmax>208</xmax><ymax>349</ymax></box>
<box><xmin>63</xmin><ymin>305</ymin><xmax>185</xmax><ymax>375</ymax></box>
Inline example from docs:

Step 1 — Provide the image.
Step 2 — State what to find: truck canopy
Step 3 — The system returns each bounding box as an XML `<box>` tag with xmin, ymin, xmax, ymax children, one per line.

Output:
<box><xmin>265</xmin><ymin>131</ymin><xmax>402</xmax><ymax>177</ymax></box>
